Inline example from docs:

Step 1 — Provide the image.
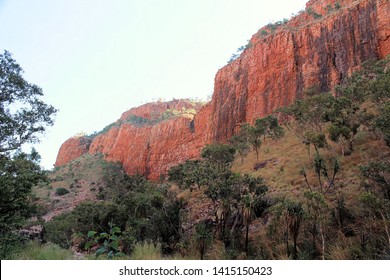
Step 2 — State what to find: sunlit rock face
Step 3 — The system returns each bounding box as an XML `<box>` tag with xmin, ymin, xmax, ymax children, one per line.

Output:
<box><xmin>55</xmin><ymin>0</ymin><xmax>390</xmax><ymax>179</ymax></box>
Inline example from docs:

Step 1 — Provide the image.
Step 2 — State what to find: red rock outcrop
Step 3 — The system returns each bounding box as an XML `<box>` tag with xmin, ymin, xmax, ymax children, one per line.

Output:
<box><xmin>54</xmin><ymin>137</ymin><xmax>92</xmax><ymax>167</ymax></box>
<box><xmin>55</xmin><ymin>0</ymin><xmax>390</xmax><ymax>179</ymax></box>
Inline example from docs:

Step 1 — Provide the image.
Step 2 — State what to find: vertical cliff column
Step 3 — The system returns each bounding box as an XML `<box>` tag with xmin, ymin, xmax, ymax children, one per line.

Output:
<box><xmin>211</xmin><ymin>62</ymin><xmax>249</xmax><ymax>142</ymax></box>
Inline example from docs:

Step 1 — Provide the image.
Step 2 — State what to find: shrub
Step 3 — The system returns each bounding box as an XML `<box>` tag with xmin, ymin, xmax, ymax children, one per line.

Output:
<box><xmin>55</xmin><ymin>188</ymin><xmax>69</xmax><ymax>196</ymax></box>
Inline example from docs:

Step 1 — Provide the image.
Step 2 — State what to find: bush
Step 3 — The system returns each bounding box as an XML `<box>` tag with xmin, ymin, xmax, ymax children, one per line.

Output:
<box><xmin>44</xmin><ymin>213</ymin><xmax>74</xmax><ymax>249</ymax></box>
<box><xmin>0</xmin><ymin>232</ymin><xmax>24</xmax><ymax>259</ymax></box>
<box><xmin>55</xmin><ymin>188</ymin><xmax>69</xmax><ymax>196</ymax></box>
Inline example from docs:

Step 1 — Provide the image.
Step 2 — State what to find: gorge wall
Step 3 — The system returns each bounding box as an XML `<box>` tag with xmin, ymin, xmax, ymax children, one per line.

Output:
<box><xmin>55</xmin><ymin>0</ymin><xmax>390</xmax><ymax>180</ymax></box>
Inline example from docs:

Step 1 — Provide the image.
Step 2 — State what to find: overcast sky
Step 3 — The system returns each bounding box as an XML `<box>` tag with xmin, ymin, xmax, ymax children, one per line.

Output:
<box><xmin>0</xmin><ymin>0</ymin><xmax>308</xmax><ymax>169</ymax></box>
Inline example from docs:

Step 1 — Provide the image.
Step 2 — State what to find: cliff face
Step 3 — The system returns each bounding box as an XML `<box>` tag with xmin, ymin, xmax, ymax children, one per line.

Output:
<box><xmin>55</xmin><ymin>137</ymin><xmax>92</xmax><ymax>167</ymax></box>
<box><xmin>56</xmin><ymin>100</ymin><xmax>211</xmax><ymax>180</ymax></box>
<box><xmin>210</xmin><ymin>0</ymin><xmax>390</xmax><ymax>141</ymax></box>
<box><xmin>55</xmin><ymin>0</ymin><xmax>390</xmax><ymax>179</ymax></box>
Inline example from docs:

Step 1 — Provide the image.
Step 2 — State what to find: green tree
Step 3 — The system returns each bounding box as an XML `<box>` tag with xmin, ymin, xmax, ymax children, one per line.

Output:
<box><xmin>279</xmin><ymin>92</ymin><xmax>334</xmax><ymax>157</ymax></box>
<box><xmin>285</xmin><ymin>201</ymin><xmax>304</xmax><ymax>259</ymax></box>
<box><xmin>194</xmin><ymin>220</ymin><xmax>213</xmax><ymax>260</ymax></box>
<box><xmin>201</xmin><ymin>143</ymin><xmax>236</xmax><ymax>171</ymax></box>
<box><xmin>0</xmin><ymin>51</ymin><xmax>57</xmax><ymax>153</ymax></box>
<box><xmin>240</xmin><ymin>123</ymin><xmax>262</xmax><ymax>160</ymax></box>
<box><xmin>374</xmin><ymin>102</ymin><xmax>390</xmax><ymax>147</ymax></box>
<box><xmin>229</xmin><ymin>134</ymin><xmax>250</xmax><ymax>163</ymax></box>
<box><xmin>0</xmin><ymin>51</ymin><xmax>57</xmax><ymax>258</ymax></box>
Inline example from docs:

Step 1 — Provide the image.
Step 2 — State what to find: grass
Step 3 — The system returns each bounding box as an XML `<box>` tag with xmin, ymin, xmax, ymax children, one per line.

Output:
<box><xmin>231</xmin><ymin>127</ymin><xmax>389</xmax><ymax>202</ymax></box>
<box><xmin>10</xmin><ymin>241</ymin><xmax>74</xmax><ymax>260</ymax></box>
<box><xmin>130</xmin><ymin>243</ymin><xmax>163</xmax><ymax>260</ymax></box>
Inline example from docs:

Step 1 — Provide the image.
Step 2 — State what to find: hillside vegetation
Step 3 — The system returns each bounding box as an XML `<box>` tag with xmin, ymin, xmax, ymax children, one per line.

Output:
<box><xmin>14</xmin><ymin>56</ymin><xmax>389</xmax><ymax>260</ymax></box>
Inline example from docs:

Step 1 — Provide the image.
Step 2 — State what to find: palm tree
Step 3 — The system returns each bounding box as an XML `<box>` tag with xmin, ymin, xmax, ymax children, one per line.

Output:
<box><xmin>195</xmin><ymin>221</ymin><xmax>213</xmax><ymax>260</ymax></box>
<box><xmin>286</xmin><ymin>201</ymin><xmax>304</xmax><ymax>259</ymax></box>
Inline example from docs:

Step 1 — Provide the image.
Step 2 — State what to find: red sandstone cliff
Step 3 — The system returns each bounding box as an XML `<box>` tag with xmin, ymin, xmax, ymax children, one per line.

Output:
<box><xmin>55</xmin><ymin>0</ymin><xmax>390</xmax><ymax>179</ymax></box>
<box><xmin>55</xmin><ymin>137</ymin><xmax>92</xmax><ymax>167</ymax></box>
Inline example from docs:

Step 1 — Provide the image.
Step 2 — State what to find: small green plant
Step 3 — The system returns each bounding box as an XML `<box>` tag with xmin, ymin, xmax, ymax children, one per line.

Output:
<box><xmin>306</xmin><ymin>7</ymin><xmax>322</xmax><ymax>19</ymax></box>
<box><xmin>85</xmin><ymin>221</ymin><xmax>125</xmax><ymax>259</ymax></box>
<box><xmin>260</xmin><ymin>30</ymin><xmax>268</xmax><ymax>37</ymax></box>
<box><xmin>55</xmin><ymin>188</ymin><xmax>69</xmax><ymax>196</ymax></box>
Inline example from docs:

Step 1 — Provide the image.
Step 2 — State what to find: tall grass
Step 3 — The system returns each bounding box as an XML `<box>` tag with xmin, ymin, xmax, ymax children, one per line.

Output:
<box><xmin>130</xmin><ymin>242</ymin><xmax>163</xmax><ymax>260</ymax></box>
<box><xmin>11</xmin><ymin>241</ymin><xmax>74</xmax><ymax>260</ymax></box>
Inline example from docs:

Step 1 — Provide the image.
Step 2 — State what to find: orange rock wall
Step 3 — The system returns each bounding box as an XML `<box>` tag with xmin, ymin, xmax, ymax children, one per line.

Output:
<box><xmin>54</xmin><ymin>137</ymin><xmax>92</xmax><ymax>167</ymax></box>
<box><xmin>55</xmin><ymin>0</ymin><xmax>390</xmax><ymax>179</ymax></box>
<box><xmin>209</xmin><ymin>0</ymin><xmax>390</xmax><ymax>141</ymax></box>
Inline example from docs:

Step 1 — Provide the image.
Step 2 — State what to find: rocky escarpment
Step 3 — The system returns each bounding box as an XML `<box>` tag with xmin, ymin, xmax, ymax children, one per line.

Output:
<box><xmin>209</xmin><ymin>0</ymin><xmax>390</xmax><ymax>141</ymax></box>
<box><xmin>55</xmin><ymin>0</ymin><xmax>390</xmax><ymax>179</ymax></box>
<box><xmin>55</xmin><ymin>99</ymin><xmax>211</xmax><ymax>179</ymax></box>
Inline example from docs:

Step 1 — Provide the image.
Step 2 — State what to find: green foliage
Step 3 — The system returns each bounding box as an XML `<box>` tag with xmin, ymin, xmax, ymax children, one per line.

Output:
<box><xmin>306</xmin><ymin>7</ymin><xmax>322</xmax><ymax>19</ymax></box>
<box><xmin>360</xmin><ymin>161</ymin><xmax>390</xmax><ymax>200</ymax></box>
<box><xmin>240</xmin><ymin>123</ymin><xmax>263</xmax><ymax>160</ymax></box>
<box><xmin>0</xmin><ymin>51</ymin><xmax>55</xmax><ymax>257</ymax></box>
<box><xmin>194</xmin><ymin>220</ymin><xmax>213</xmax><ymax>260</ymax></box>
<box><xmin>239</xmin><ymin>115</ymin><xmax>284</xmax><ymax>160</ymax></box>
<box><xmin>229</xmin><ymin>134</ymin><xmax>250</xmax><ymax>163</ymax></box>
<box><xmin>169</xmin><ymin>142</ymin><xmax>270</xmax><ymax>255</ymax></box>
<box><xmin>85</xmin><ymin>220</ymin><xmax>125</xmax><ymax>259</ymax></box>
<box><xmin>55</xmin><ymin>187</ymin><xmax>69</xmax><ymax>196</ymax></box>
<box><xmin>374</xmin><ymin>102</ymin><xmax>390</xmax><ymax>146</ymax></box>
<box><xmin>0</xmin><ymin>151</ymin><xmax>45</xmax><ymax>232</ymax></box>
<box><xmin>227</xmin><ymin>44</ymin><xmax>250</xmax><ymax>63</ymax></box>
<box><xmin>168</xmin><ymin>160</ymin><xmax>203</xmax><ymax>190</ymax></box>
<box><xmin>45</xmin><ymin>201</ymin><xmax>126</xmax><ymax>250</ymax></box>
<box><xmin>44</xmin><ymin>212</ymin><xmax>74</xmax><ymax>249</ymax></box>
<box><xmin>301</xmin><ymin>152</ymin><xmax>340</xmax><ymax>195</ymax></box>
<box><xmin>285</xmin><ymin>200</ymin><xmax>304</xmax><ymax>259</ymax></box>
<box><xmin>0</xmin><ymin>51</ymin><xmax>57</xmax><ymax>153</ymax></box>
<box><xmin>201</xmin><ymin>143</ymin><xmax>236</xmax><ymax>170</ymax></box>
<box><xmin>260</xmin><ymin>30</ymin><xmax>268</xmax><ymax>37</ymax></box>
<box><xmin>9</xmin><ymin>241</ymin><xmax>74</xmax><ymax>260</ymax></box>
<box><xmin>0</xmin><ymin>232</ymin><xmax>24</xmax><ymax>259</ymax></box>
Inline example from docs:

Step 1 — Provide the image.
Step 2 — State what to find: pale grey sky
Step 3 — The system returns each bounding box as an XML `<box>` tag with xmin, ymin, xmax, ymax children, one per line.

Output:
<box><xmin>0</xmin><ymin>0</ymin><xmax>308</xmax><ymax>169</ymax></box>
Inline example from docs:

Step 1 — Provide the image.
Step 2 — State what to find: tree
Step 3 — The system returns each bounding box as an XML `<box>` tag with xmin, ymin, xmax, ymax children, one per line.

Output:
<box><xmin>374</xmin><ymin>102</ymin><xmax>390</xmax><ymax>147</ymax></box>
<box><xmin>326</xmin><ymin>96</ymin><xmax>366</xmax><ymax>155</ymax></box>
<box><xmin>194</xmin><ymin>220</ymin><xmax>213</xmax><ymax>260</ymax></box>
<box><xmin>285</xmin><ymin>201</ymin><xmax>304</xmax><ymax>259</ymax></box>
<box><xmin>229</xmin><ymin>134</ymin><xmax>250</xmax><ymax>163</ymax></box>
<box><xmin>240</xmin><ymin>123</ymin><xmax>262</xmax><ymax>160</ymax></box>
<box><xmin>279</xmin><ymin>93</ymin><xmax>334</xmax><ymax>157</ymax></box>
<box><xmin>201</xmin><ymin>143</ymin><xmax>236</xmax><ymax>171</ymax></box>
<box><xmin>0</xmin><ymin>51</ymin><xmax>57</xmax><ymax>154</ymax></box>
<box><xmin>0</xmin><ymin>50</ymin><xmax>57</xmax><ymax>257</ymax></box>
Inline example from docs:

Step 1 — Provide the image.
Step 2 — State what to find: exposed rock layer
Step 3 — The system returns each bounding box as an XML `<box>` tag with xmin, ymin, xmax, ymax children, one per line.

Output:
<box><xmin>55</xmin><ymin>0</ymin><xmax>390</xmax><ymax>179</ymax></box>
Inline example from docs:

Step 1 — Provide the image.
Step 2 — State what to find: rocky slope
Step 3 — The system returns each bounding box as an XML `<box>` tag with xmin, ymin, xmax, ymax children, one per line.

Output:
<box><xmin>55</xmin><ymin>0</ymin><xmax>390</xmax><ymax>179</ymax></box>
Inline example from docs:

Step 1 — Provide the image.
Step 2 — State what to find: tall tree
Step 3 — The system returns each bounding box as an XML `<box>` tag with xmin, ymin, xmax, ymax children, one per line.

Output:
<box><xmin>0</xmin><ymin>50</ymin><xmax>57</xmax><ymax>257</ymax></box>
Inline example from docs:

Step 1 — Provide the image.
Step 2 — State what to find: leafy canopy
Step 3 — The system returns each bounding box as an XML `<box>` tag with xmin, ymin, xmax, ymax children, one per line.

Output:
<box><xmin>0</xmin><ymin>51</ymin><xmax>57</xmax><ymax>154</ymax></box>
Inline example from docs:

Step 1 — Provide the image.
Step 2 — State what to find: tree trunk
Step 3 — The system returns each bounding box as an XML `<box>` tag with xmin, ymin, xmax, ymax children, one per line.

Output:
<box><xmin>245</xmin><ymin>224</ymin><xmax>249</xmax><ymax>254</ymax></box>
<box><xmin>320</xmin><ymin>223</ymin><xmax>325</xmax><ymax>260</ymax></box>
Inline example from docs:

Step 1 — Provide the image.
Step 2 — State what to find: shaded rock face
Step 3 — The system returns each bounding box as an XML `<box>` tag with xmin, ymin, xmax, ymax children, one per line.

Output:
<box><xmin>55</xmin><ymin>0</ymin><xmax>390</xmax><ymax>179</ymax></box>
